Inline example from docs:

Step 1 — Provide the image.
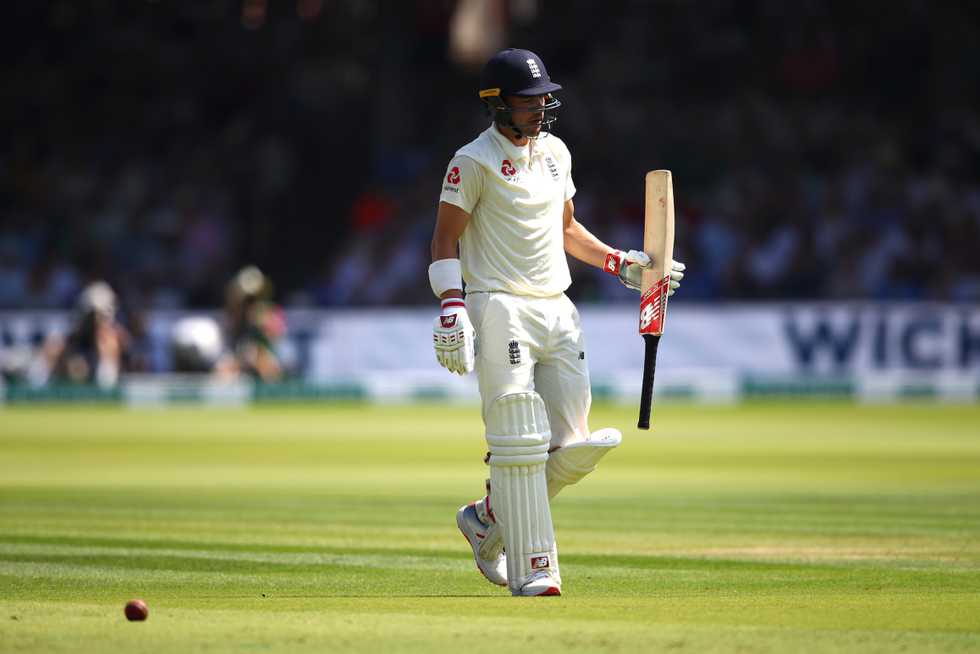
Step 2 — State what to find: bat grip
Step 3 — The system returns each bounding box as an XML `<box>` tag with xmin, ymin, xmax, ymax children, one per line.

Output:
<box><xmin>637</xmin><ymin>333</ymin><xmax>661</xmax><ymax>430</ymax></box>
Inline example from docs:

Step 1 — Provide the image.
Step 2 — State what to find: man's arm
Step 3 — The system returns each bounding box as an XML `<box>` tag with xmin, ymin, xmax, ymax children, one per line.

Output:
<box><xmin>564</xmin><ymin>198</ymin><xmax>686</xmax><ymax>293</ymax></box>
<box><xmin>563</xmin><ymin>198</ymin><xmax>614</xmax><ymax>268</ymax></box>
<box><xmin>431</xmin><ymin>201</ymin><xmax>471</xmax><ymax>300</ymax></box>
<box><xmin>430</xmin><ymin>200</ymin><xmax>474</xmax><ymax>375</ymax></box>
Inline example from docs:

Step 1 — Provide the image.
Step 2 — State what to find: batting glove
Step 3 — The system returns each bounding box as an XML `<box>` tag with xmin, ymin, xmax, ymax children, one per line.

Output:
<box><xmin>604</xmin><ymin>249</ymin><xmax>650</xmax><ymax>291</ymax></box>
<box><xmin>668</xmin><ymin>260</ymin><xmax>685</xmax><ymax>295</ymax></box>
<box><xmin>605</xmin><ymin>250</ymin><xmax>686</xmax><ymax>295</ymax></box>
<box><xmin>432</xmin><ymin>298</ymin><xmax>475</xmax><ymax>375</ymax></box>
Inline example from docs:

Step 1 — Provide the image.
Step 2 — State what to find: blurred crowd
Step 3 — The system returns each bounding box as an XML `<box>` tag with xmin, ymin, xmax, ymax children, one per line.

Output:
<box><xmin>4</xmin><ymin>266</ymin><xmax>286</xmax><ymax>387</ymax></box>
<box><xmin>2</xmin><ymin>0</ymin><xmax>979</xmax><ymax>311</ymax></box>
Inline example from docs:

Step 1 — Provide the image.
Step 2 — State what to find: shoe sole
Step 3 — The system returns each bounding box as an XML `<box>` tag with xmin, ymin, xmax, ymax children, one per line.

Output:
<box><xmin>514</xmin><ymin>585</ymin><xmax>561</xmax><ymax>597</ymax></box>
<box><xmin>456</xmin><ymin>504</ymin><xmax>507</xmax><ymax>587</ymax></box>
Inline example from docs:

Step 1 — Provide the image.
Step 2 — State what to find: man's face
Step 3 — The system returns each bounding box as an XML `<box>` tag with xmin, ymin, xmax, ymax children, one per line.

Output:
<box><xmin>505</xmin><ymin>95</ymin><xmax>547</xmax><ymax>137</ymax></box>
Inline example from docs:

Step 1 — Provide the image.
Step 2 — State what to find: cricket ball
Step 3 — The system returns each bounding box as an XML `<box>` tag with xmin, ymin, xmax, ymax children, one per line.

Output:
<box><xmin>124</xmin><ymin>599</ymin><xmax>148</xmax><ymax>621</ymax></box>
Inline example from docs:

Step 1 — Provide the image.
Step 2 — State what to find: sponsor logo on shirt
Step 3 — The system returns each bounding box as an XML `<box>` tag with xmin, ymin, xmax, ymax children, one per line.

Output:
<box><xmin>443</xmin><ymin>166</ymin><xmax>461</xmax><ymax>193</ymax></box>
<box><xmin>500</xmin><ymin>159</ymin><xmax>517</xmax><ymax>179</ymax></box>
<box><xmin>508</xmin><ymin>340</ymin><xmax>521</xmax><ymax>365</ymax></box>
<box><xmin>544</xmin><ymin>156</ymin><xmax>560</xmax><ymax>181</ymax></box>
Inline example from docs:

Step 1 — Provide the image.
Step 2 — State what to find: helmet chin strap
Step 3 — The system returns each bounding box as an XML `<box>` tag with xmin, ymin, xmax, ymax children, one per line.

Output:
<box><xmin>493</xmin><ymin>103</ymin><xmax>524</xmax><ymax>139</ymax></box>
<box><xmin>505</xmin><ymin>119</ymin><xmax>552</xmax><ymax>141</ymax></box>
<box><xmin>498</xmin><ymin>114</ymin><xmax>552</xmax><ymax>141</ymax></box>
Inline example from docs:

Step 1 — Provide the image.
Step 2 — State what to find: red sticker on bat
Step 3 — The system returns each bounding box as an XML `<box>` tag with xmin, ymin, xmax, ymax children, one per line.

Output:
<box><xmin>639</xmin><ymin>275</ymin><xmax>670</xmax><ymax>335</ymax></box>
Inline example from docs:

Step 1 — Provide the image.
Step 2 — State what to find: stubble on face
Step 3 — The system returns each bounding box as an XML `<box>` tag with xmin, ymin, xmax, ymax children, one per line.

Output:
<box><xmin>502</xmin><ymin>95</ymin><xmax>547</xmax><ymax>143</ymax></box>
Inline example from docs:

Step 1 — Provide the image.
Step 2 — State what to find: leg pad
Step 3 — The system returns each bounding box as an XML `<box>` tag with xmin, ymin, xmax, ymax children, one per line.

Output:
<box><xmin>484</xmin><ymin>392</ymin><xmax>558</xmax><ymax>593</ymax></box>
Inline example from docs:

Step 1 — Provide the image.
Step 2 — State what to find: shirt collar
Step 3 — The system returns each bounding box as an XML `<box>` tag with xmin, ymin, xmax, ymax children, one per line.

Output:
<box><xmin>486</xmin><ymin>123</ymin><xmax>533</xmax><ymax>164</ymax></box>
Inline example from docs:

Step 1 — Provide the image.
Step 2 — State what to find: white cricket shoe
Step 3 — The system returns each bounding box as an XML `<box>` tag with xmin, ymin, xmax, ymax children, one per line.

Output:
<box><xmin>513</xmin><ymin>570</ymin><xmax>561</xmax><ymax>597</ymax></box>
<box><xmin>456</xmin><ymin>502</ymin><xmax>507</xmax><ymax>587</ymax></box>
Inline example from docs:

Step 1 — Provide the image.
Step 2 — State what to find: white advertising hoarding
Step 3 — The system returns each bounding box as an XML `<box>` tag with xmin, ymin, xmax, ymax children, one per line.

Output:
<box><xmin>296</xmin><ymin>303</ymin><xmax>980</xmax><ymax>374</ymax></box>
<box><xmin>2</xmin><ymin>303</ymin><xmax>978</xmax><ymax>402</ymax></box>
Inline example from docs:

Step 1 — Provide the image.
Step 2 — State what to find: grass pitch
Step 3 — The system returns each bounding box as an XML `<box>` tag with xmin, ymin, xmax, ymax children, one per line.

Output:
<box><xmin>1</xmin><ymin>402</ymin><xmax>979</xmax><ymax>653</ymax></box>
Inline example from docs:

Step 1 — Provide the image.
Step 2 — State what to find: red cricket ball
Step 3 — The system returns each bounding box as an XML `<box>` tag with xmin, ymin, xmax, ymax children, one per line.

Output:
<box><xmin>124</xmin><ymin>599</ymin><xmax>148</xmax><ymax>621</ymax></box>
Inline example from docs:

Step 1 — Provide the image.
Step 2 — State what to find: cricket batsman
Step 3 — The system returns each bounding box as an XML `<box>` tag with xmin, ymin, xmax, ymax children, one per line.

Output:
<box><xmin>429</xmin><ymin>48</ymin><xmax>685</xmax><ymax>596</ymax></box>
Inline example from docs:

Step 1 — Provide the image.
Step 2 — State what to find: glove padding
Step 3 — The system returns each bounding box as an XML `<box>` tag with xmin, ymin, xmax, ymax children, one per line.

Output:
<box><xmin>432</xmin><ymin>300</ymin><xmax>475</xmax><ymax>375</ymax></box>
<box><xmin>668</xmin><ymin>259</ymin><xmax>685</xmax><ymax>295</ymax></box>
<box><xmin>606</xmin><ymin>250</ymin><xmax>686</xmax><ymax>295</ymax></box>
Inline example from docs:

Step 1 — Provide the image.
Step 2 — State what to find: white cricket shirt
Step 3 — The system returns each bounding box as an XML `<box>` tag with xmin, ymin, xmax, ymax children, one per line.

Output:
<box><xmin>439</xmin><ymin>125</ymin><xmax>576</xmax><ymax>297</ymax></box>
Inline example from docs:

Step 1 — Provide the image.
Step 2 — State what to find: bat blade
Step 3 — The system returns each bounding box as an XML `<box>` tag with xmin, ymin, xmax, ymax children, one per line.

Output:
<box><xmin>637</xmin><ymin>170</ymin><xmax>675</xmax><ymax>430</ymax></box>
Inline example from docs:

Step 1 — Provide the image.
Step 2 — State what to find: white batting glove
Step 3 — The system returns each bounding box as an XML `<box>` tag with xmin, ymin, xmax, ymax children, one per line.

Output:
<box><xmin>605</xmin><ymin>250</ymin><xmax>686</xmax><ymax>295</ymax></box>
<box><xmin>432</xmin><ymin>298</ymin><xmax>475</xmax><ymax>375</ymax></box>
<box><xmin>604</xmin><ymin>249</ymin><xmax>651</xmax><ymax>291</ymax></box>
<box><xmin>668</xmin><ymin>260</ymin><xmax>685</xmax><ymax>296</ymax></box>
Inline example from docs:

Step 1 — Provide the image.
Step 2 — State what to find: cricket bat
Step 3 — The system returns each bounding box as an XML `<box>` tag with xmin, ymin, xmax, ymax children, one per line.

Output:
<box><xmin>637</xmin><ymin>170</ymin><xmax>675</xmax><ymax>430</ymax></box>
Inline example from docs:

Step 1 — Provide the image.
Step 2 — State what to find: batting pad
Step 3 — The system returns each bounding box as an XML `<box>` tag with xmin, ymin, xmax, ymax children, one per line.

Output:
<box><xmin>547</xmin><ymin>427</ymin><xmax>622</xmax><ymax>499</ymax></box>
<box><xmin>485</xmin><ymin>392</ymin><xmax>558</xmax><ymax>593</ymax></box>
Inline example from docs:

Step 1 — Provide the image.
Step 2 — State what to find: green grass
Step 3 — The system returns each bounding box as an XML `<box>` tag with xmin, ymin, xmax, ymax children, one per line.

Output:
<box><xmin>1</xmin><ymin>402</ymin><xmax>979</xmax><ymax>652</ymax></box>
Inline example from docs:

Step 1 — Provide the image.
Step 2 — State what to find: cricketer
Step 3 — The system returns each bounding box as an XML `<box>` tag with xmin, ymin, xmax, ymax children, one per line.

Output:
<box><xmin>429</xmin><ymin>48</ymin><xmax>686</xmax><ymax>596</ymax></box>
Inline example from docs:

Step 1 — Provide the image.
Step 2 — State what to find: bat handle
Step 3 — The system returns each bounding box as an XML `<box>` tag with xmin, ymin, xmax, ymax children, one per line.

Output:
<box><xmin>637</xmin><ymin>333</ymin><xmax>661</xmax><ymax>430</ymax></box>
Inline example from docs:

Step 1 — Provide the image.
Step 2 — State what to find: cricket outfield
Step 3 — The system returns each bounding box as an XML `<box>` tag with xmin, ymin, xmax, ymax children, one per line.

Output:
<box><xmin>1</xmin><ymin>402</ymin><xmax>979</xmax><ymax>653</ymax></box>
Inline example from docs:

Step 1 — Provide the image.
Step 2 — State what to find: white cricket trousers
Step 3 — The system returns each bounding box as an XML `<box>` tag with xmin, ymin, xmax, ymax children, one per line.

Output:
<box><xmin>467</xmin><ymin>291</ymin><xmax>591</xmax><ymax>449</ymax></box>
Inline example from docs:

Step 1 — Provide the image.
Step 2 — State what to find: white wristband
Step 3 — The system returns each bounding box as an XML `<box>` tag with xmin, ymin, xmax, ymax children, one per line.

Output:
<box><xmin>441</xmin><ymin>297</ymin><xmax>466</xmax><ymax>312</ymax></box>
<box><xmin>429</xmin><ymin>258</ymin><xmax>463</xmax><ymax>298</ymax></box>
